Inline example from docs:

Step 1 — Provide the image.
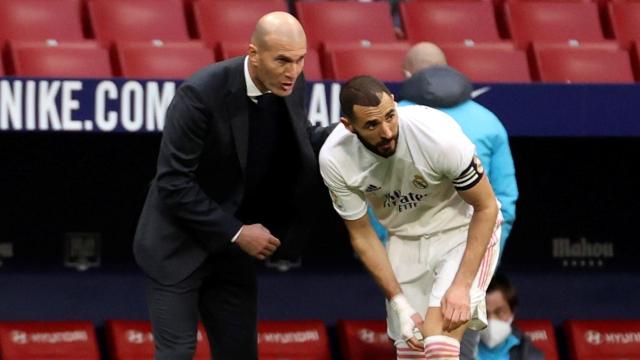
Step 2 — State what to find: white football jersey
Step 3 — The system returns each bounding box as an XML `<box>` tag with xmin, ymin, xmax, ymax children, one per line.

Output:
<box><xmin>319</xmin><ymin>104</ymin><xmax>478</xmax><ymax>237</ymax></box>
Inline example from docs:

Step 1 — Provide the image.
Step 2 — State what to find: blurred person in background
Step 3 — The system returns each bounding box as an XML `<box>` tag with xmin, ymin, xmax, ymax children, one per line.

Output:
<box><xmin>479</xmin><ymin>273</ymin><xmax>543</xmax><ymax>360</ymax></box>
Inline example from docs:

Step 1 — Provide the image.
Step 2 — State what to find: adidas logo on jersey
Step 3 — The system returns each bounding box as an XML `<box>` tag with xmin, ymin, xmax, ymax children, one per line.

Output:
<box><xmin>365</xmin><ymin>184</ymin><xmax>382</xmax><ymax>192</ymax></box>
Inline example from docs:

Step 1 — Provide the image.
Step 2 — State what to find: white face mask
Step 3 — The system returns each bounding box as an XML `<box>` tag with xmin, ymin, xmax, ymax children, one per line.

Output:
<box><xmin>480</xmin><ymin>318</ymin><xmax>513</xmax><ymax>349</ymax></box>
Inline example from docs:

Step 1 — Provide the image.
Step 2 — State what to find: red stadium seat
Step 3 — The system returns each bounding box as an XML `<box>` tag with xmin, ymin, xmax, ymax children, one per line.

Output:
<box><xmin>299</xmin><ymin>49</ymin><xmax>325</xmax><ymax>81</ymax></box>
<box><xmin>322</xmin><ymin>41</ymin><xmax>410</xmax><ymax>81</ymax></box>
<box><xmin>88</xmin><ymin>0</ymin><xmax>190</xmax><ymax>47</ymax></box>
<box><xmin>217</xmin><ymin>42</ymin><xmax>250</xmax><ymax>61</ymax></box>
<box><xmin>193</xmin><ymin>1</ymin><xmax>288</xmax><ymax>49</ymax></box>
<box><xmin>0</xmin><ymin>321</ymin><xmax>99</xmax><ymax>359</ymax></box>
<box><xmin>400</xmin><ymin>1</ymin><xmax>501</xmax><ymax>43</ymax></box>
<box><xmin>564</xmin><ymin>319</ymin><xmax>640</xmax><ymax>359</ymax></box>
<box><xmin>632</xmin><ymin>40</ymin><xmax>640</xmax><ymax>81</ymax></box>
<box><xmin>116</xmin><ymin>41</ymin><xmax>215</xmax><ymax>79</ymax></box>
<box><xmin>514</xmin><ymin>319</ymin><xmax>560</xmax><ymax>360</ymax></box>
<box><xmin>440</xmin><ymin>43</ymin><xmax>532</xmax><ymax>82</ymax></box>
<box><xmin>492</xmin><ymin>0</ymin><xmax>595</xmax><ymax>39</ymax></box>
<box><xmin>0</xmin><ymin>56</ymin><xmax>4</xmax><ymax>76</ymax></box>
<box><xmin>295</xmin><ymin>2</ymin><xmax>398</xmax><ymax>51</ymax></box>
<box><xmin>607</xmin><ymin>2</ymin><xmax>640</xmax><ymax>49</ymax></box>
<box><xmin>258</xmin><ymin>320</ymin><xmax>331</xmax><ymax>360</ymax></box>
<box><xmin>217</xmin><ymin>42</ymin><xmax>323</xmax><ymax>81</ymax></box>
<box><xmin>531</xmin><ymin>42</ymin><xmax>634</xmax><ymax>83</ymax></box>
<box><xmin>504</xmin><ymin>2</ymin><xmax>605</xmax><ymax>49</ymax></box>
<box><xmin>105</xmin><ymin>320</ymin><xmax>211</xmax><ymax>360</ymax></box>
<box><xmin>326</xmin><ymin>47</ymin><xmax>407</xmax><ymax>81</ymax></box>
<box><xmin>0</xmin><ymin>0</ymin><xmax>85</xmax><ymax>47</ymax></box>
<box><xmin>337</xmin><ymin>320</ymin><xmax>395</xmax><ymax>360</ymax></box>
<box><xmin>9</xmin><ymin>41</ymin><xmax>112</xmax><ymax>78</ymax></box>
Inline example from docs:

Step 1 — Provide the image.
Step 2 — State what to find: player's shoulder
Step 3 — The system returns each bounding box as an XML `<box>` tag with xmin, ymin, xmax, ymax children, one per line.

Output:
<box><xmin>319</xmin><ymin>124</ymin><xmax>351</xmax><ymax>167</ymax></box>
<box><xmin>398</xmin><ymin>104</ymin><xmax>464</xmax><ymax>137</ymax></box>
<box><xmin>181</xmin><ymin>56</ymin><xmax>243</xmax><ymax>93</ymax></box>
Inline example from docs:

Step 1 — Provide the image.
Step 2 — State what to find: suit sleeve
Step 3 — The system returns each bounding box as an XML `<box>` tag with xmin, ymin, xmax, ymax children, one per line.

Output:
<box><xmin>307</xmin><ymin>123</ymin><xmax>339</xmax><ymax>156</ymax></box>
<box><xmin>295</xmin><ymin>72</ymin><xmax>338</xmax><ymax>155</ymax></box>
<box><xmin>155</xmin><ymin>84</ymin><xmax>243</xmax><ymax>247</ymax></box>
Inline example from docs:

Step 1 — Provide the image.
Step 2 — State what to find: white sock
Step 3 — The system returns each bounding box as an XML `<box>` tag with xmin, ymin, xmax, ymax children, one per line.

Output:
<box><xmin>424</xmin><ymin>335</ymin><xmax>460</xmax><ymax>360</ymax></box>
<box><xmin>395</xmin><ymin>341</ymin><xmax>427</xmax><ymax>359</ymax></box>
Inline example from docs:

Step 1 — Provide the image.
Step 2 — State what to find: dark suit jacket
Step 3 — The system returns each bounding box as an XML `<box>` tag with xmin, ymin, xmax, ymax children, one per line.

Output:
<box><xmin>134</xmin><ymin>56</ymin><xmax>322</xmax><ymax>285</ymax></box>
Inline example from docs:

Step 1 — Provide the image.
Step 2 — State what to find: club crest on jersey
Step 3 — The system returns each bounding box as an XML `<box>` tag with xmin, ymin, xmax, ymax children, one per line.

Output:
<box><xmin>412</xmin><ymin>175</ymin><xmax>428</xmax><ymax>190</ymax></box>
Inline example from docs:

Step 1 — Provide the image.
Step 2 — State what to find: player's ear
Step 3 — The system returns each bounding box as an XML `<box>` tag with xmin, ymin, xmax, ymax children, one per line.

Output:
<box><xmin>248</xmin><ymin>43</ymin><xmax>258</xmax><ymax>65</ymax></box>
<box><xmin>340</xmin><ymin>117</ymin><xmax>355</xmax><ymax>133</ymax></box>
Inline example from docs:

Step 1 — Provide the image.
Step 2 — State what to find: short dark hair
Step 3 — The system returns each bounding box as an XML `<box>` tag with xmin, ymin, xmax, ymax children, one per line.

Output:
<box><xmin>340</xmin><ymin>75</ymin><xmax>392</xmax><ymax>121</ymax></box>
<box><xmin>487</xmin><ymin>272</ymin><xmax>519</xmax><ymax>311</ymax></box>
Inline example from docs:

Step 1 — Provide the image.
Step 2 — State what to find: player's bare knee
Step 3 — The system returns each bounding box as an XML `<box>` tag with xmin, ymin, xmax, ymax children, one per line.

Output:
<box><xmin>424</xmin><ymin>335</ymin><xmax>460</xmax><ymax>360</ymax></box>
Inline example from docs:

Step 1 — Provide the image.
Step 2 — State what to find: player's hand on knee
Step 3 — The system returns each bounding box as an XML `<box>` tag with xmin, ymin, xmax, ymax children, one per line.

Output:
<box><xmin>235</xmin><ymin>224</ymin><xmax>281</xmax><ymax>260</ymax></box>
<box><xmin>390</xmin><ymin>294</ymin><xmax>424</xmax><ymax>351</ymax></box>
<box><xmin>441</xmin><ymin>283</ymin><xmax>471</xmax><ymax>332</ymax></box>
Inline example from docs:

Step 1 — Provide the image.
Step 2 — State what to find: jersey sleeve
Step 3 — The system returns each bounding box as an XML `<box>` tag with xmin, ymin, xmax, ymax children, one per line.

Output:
<box><xmin>319</xmin><ymin>156</ymin><xmax>368</xmax><ymax>221</ymax></box>
<box><xmin>433</xmin><ymin>120</ymin><xmax>482</xmax><ymax>190</ymax></box>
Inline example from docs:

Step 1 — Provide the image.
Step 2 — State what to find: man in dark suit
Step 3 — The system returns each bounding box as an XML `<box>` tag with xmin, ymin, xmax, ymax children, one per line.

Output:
<box><xmin>134</xmin><ymin>12</ymin><xmax>328</xmax><ymax>360</ymax></box>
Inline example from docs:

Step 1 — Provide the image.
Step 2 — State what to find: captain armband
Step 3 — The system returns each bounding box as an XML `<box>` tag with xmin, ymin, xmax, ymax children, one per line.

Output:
<box><xmin>453</xmin><ymin>155</ymin><xmax>484</xmax><ymax>191</ymax></box>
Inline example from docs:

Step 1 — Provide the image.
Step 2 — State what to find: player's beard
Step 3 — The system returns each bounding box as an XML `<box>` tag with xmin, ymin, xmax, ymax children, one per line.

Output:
<box><xmin>356</xmin><ymin>131</ymin><xmax>399</xmax><ymax>158</ymax></box>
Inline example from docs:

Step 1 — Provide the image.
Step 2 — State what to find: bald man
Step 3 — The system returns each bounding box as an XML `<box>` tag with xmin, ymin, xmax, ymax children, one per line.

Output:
<box><xmin>134</xmin><ymin>12</ymin><xmax>331</xmax><ymax>359</ymax></box>
<box><xmin>403</xmin><ymin>42</ymin><xmax>447</xmax><ymax>79</ymax></box>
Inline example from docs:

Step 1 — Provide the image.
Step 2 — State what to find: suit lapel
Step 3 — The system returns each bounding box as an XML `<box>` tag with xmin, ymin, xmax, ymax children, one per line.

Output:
<box><xmin>226</xmin><ymin>59</ymin><xmax>249</xmax><ymax>175</ymax></box>
<box><xmin>284</xmin><ymin>95</ymin><xmax>303</xmax><ymax>140</ymax></box>
<box><xmin>285</xmin><ymin>80</ymin><xmax>314</xmax><ymax>165</ymax></box>
<box><xmin>228</xmin><ymin>61</ymin><xmax>313</xmax><ymax>177</ymax></box>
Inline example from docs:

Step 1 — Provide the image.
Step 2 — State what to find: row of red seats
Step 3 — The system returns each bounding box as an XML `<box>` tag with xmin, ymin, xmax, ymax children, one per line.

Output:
<box><xmin>321</xmin><ymin>40</ymin><xmax>640</xmax><ymax>83</ymax></box>
<box><xmin>400</xmin><ymin>0</ymin><xmax>640</xmax><ymax>49</ymax></box>
<box><xmin>0</xmin><ymin>0</ymin><xmax>639</xmax><ymax>54</ymax></box>
<box><xmin>0</xmin><ymin>40</ymin><xmax>323</xmax><ymax>80</ymax></box>
<box><xmin>0</xmin><ymin>319</ymin><xmax>638</xmax><ymax>359</ymax></box>
<box><xmin>2</xmin><ymin>39</ymin><xmax>640</xmax><ymax>83</ymax></box>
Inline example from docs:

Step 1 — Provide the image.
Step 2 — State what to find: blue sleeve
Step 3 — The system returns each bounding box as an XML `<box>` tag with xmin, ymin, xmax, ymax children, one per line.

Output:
<box><xmin>367</xmin><ymin>206</ymin><xmax>388</xmax><ymax>244</ymax></box>
<box><xmin>488</xmin><ymin>123</ymin><xmax>518</xmax><ymax>253</ymax></box>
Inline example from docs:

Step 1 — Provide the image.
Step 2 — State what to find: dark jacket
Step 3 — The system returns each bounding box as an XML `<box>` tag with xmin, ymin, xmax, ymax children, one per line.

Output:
<box><xmin>510</xmin><ymin>327</ymin><xmax>545</xmax><ymax>360</ymax></box>
<box><xmin>134</xmin><ymin>56</ymin><xmax>327</xmax><ymax>284</ymax></box>
<box><xmin>400</xmin><ymin>64</ymin><xmax>472</xmax><ymax>108</ymax></box>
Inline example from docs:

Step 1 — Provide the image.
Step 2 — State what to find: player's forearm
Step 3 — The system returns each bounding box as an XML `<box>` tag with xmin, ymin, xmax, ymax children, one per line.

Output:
<box><xmin>452</xmin><ymin>204</ymin><xmax>498</xmax><ymax>288</ymax></box>
<box><xmin>350</xmin><ymin>235</ymin><xmax>402</xmax><ymax>299</ymax></box>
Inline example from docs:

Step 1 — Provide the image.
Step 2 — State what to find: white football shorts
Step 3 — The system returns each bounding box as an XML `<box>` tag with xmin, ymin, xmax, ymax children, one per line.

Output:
<box><xmin>385</xmin><ymin>220</ymin><xmax>501</xmax><ymax>342</ymax></box>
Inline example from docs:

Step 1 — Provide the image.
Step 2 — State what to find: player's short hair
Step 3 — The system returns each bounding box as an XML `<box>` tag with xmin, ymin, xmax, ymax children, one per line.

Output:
<box><xmin>340</xmin><ymin>75</ymin><xmax>392</xmax><ymax>122</ymax></box>
<box><xmin>487</xmin><ymin>272</ymin><xmax>519</xmax><ymax>311</ymax></box>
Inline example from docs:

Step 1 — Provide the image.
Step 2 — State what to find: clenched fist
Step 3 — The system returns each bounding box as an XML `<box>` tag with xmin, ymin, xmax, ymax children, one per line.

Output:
<box><xmin>235</xmin><ymin>224</ymin><xmax>281</xmax><ymax>260</ymax></box>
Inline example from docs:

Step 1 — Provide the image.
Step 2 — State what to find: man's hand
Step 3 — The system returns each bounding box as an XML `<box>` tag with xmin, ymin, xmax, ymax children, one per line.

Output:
<box><xmin>235</xmin><ymin>224</ymin><xmax>281</xmax><ymax>260</ymax></box>
<box><xmin>390</xmin><ymin>294</ymin><xmax>424</xmax><ymax>351</ymax></box>
<box><xmin>441</xmin><ymin>282</ymin><xmax>471</xmax><ymax>332</ymax></box>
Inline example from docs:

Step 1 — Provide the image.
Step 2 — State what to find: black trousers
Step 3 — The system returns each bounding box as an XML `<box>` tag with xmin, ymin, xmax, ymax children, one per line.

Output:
<box><xmin>146</xmin><ymin>246</ymin><xmax>257</xmax><ymax>360</ymax></box>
